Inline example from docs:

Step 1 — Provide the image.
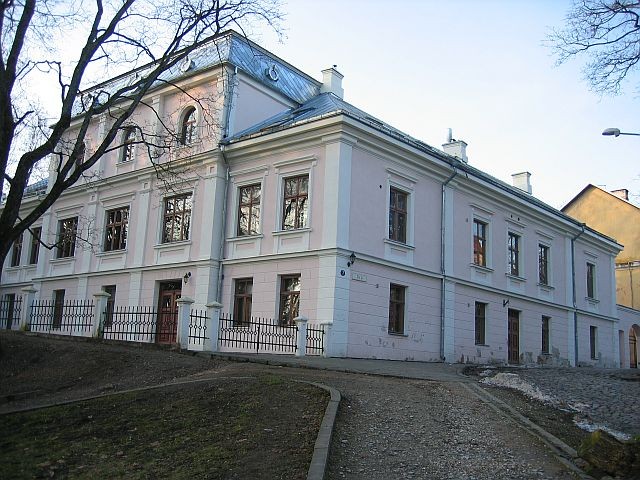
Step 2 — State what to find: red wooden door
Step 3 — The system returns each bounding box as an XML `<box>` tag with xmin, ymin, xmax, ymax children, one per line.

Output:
<box><xmin>508</xmin><ymin>309</ymin><xmax>520</xmax><ymax>364</ymax></box>
<box><xmin>157</xmin><ymin>281</ymin><xmax>181</xmax><ymax>344</ymax></box>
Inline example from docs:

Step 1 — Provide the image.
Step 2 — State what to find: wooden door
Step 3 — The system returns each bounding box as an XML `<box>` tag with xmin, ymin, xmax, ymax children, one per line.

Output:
<box><xmin>630</xmin><ymin>330</ymin><xmax>638</xmax><ymax>368</ymax></box>
<box><xmin>508</xmin><ymin>309</ymin><xmax>520</xmax><ymax>364</ymax></box>
<box><xmin>157</xmin><ymin>281</ymin><xmax>181</xmax><ymax>344</ymax></box>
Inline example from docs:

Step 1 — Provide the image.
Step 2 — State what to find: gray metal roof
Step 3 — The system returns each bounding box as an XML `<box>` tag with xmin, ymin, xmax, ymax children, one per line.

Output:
<box><xmin>73</xmin><ymin>31</ymin><xmax>320</xmax><ymax>116</ymax></box>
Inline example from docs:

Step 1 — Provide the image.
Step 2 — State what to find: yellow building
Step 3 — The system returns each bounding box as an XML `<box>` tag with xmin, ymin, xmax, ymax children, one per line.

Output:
<box><xmin>563</xmin><ymin>185</ymin><xmax>640</xmax><ymax>367</ymax></box>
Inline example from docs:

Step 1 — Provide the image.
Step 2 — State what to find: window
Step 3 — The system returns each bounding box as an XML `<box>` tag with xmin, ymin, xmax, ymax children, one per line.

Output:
<box><xmin>104</xmin><ymin>207</ymin><xmax>129</xmax><ymax>251</ymax></box>
<box><xmin>586</xmin><ymin>262</ymin><xmax>596</xmax><ymax>299</ymax></box>
<box><xmin>29</xmin><ymin>227</ymin><xmax>41</xmax><ymax>264</ymax></box>
<box><xmin>10</xmin><ymin>233</ymin><xmax>22</xmax><ymax>267</ymax></box>
<box><xmin>279</xmin><ymin>275</ymin><xmax>301</xmax><ymax>326</ymax></box>
<box><xmin>282</xmin><ymin>175</ymin><xmax>309</xmax><ymax>230</ymax></box>
<box><xmin>388</xmin><ymin>284</ymin><xmax>406</xmax><ymax>334</ymax></box>
<box><xmin>121</xmin><ymin>127</ymin><xmax>136</xmax><ymax>162</ymax></box>
<box><xmin>590</xmin><ymin>325</ymin><xmax>598</xmax><ymax>359</ymax></box>
<box><xmin>57</xmin><ymin>217</ymin><xmax>78</xmax><ymax>258</ymax></box>
<box><xmin>103</xmin><ymin>285</ymin><xmax>116</xmax><ymax>329</ymax></box>
<box><xmin>237</xmin><ymin>184</ymin><xmax>261</xmax><ymax>236</ymax></box>
<box><xmin>389</xmin><ymin>187</ymin><xmax>408</xmax><ymax>243</ymax></box>
<box><xmin>538</xmin><ymin>244</ymin><xmax>550</xmax><ymax>285</ymax></box>
<box><xmin>507</xmin><ymin>232</ymin><xmax>520</xmax><ymax>276</ymax></box>
<box><xmin>541</xmin><ymin>316</ymin><xmax>550</xmax><ymax>354</ymax></box>
<box><xmin>180</xmin><ymin>107</ymin><xmax>197</xmax><ymax>145</ymax></box>
<box><xmin>53</xmin><ymin>289</ymin><xmax>65</xmax><ymax>329</ymax></box>
<box><xmin>233</xmin><ymin>278</ymin><xmax>253</xmax><ymax>326</ymax></box>
<box><xmin>473</xmin><ymin>220</ymin><xmax>487</xmax><ymax>266</ymax></box>
<box><xmin>73</xmin><ymin>142</ymin><xmax>86</xmax><ymax>167</ymax></box>
<box><xmin>475</xmin><ymin>302</ymin><xmax>486</xmax><ymax>345</ymax></box>
<box><xmin>162</xmin><ymin>193</ymin><xmax>192</xmax><ymax>243</ymax></box>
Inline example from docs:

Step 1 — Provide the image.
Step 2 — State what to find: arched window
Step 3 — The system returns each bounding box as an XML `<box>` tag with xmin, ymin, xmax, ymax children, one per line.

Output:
<box><xmin>180</xmin><ymin>107</ymin><xmax>197</xmax><ymax>145</ymax></box>
<box><xmin>121</xmin><ymin>127</ymin><xmax>136</xmax><ymax>162</ymax></box>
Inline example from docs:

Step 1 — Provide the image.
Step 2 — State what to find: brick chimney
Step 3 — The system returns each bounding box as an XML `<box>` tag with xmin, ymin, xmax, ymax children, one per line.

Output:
<box><xmin>321</xmin><ymin>67</ymin><xmax>344</xmax><ymax>99</ymax></box>
<box><xmin>610</xmin><ymin>188</ymin><xmax>629</xmax><ymax>201</ymax></box>
<box><xmin>512</xmin><ymin>172</ymin><xmax>532</xmax><ymax>195</ymax></box>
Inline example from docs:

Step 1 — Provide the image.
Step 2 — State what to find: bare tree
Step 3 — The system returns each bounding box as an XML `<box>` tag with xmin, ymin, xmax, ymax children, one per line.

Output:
<box><xmin>548</xmin><ymin>0</ymin><xmax>640</xmax><ymax>94</ymax></box>
<box><xmin>0</xmin><ymin>0</ymin><xmax>281</xmax><ymax>277</ymax></box>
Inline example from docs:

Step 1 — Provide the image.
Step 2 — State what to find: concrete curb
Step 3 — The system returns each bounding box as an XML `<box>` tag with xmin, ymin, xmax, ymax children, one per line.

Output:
<box><xmin>461</xmin><ymin>382</ymin><xmax>594</xmax><ymax>480</ymax></box>
<box><xmin>300</xmin><ymin>381</ymin><xmax>341</xmax><ymax>480</ymax></box>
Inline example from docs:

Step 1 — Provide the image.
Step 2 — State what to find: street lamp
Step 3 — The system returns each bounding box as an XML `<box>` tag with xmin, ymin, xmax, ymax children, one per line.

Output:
<box><xmin>602</xmin><ymin>127</ymin><xmax>640</xmax><ymax>137</ymax></box>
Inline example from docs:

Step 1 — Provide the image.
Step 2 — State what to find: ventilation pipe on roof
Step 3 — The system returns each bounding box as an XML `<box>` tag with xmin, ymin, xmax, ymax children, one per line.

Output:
<box><xmin>320</xmin><ymin>66</ymin><xmax>344</xmax><ymax>99</ymax></box>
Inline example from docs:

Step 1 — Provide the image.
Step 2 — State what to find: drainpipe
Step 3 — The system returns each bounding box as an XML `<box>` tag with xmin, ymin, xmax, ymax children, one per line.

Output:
<box><xmin>440</xmin><ymin>167</ymin><xmax>458</xmax><ymax>361</ymax></box>
<box><xmin>571</xmin><ymin>224</ymin><xmax>586</xmax><ymax>366</ymax></box>
<box><xmin>215</xmin><ymin>65</ymin><xmax>236</xmax><ymax>303</ymax></box>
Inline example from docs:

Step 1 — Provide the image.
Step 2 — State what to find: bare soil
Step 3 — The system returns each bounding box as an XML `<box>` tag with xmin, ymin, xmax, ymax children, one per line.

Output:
<box><xmin>0</xmin><ymin>331</ymin><xmax>328</xmax><ymax>479</ymax></box>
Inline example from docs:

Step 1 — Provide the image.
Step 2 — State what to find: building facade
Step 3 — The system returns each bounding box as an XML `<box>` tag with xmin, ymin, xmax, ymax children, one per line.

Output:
<box><xmin>2</xmin><ymin>31</ymin><xmax>634</xmax><ymax>367</ymax></box>
<box><xmin>563</xmin><ymin>185</ymin><xmax>640</xmax><ymax>367</ymax></box>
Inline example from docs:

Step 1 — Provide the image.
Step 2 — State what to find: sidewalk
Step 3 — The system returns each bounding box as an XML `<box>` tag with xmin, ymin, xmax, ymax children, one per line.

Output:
<box><xmin>205</xmin><ymin>351</ymin><xmax>468</xmax><ymax>382</ymax></box>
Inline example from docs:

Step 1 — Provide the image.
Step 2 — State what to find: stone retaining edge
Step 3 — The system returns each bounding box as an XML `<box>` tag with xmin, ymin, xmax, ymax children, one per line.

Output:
<box><xmin>297</xmin><ymin>381</ymin><xmax>341</xmax><ymax>480</ymax></box>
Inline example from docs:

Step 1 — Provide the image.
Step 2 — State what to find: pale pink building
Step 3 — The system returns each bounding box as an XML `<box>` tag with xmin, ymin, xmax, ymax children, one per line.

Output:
<box><xmin>3</xmin><ymin>31</ymin><xmax>638</xmax><ymax>367</ymax></box>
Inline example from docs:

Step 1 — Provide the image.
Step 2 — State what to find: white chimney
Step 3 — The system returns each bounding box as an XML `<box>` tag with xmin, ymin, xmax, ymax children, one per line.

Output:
<box><xmin>320</xmin><ymin>67</ymin><xmax>344</xmax><ymax>99</ymax></box>
<box><xmin>610</xmin><ymin>188</ymin><xmax>629</xmax><ymax>201</ymax></box>
<box><xmin>442</xmin><ymin>139</ymin><xmax>468</xmax><ymax>163</ymax></box>
<box><xmin>512</xmin><ymin>171</ymin><xmax>532</xmax><ymax>194</ymax></box>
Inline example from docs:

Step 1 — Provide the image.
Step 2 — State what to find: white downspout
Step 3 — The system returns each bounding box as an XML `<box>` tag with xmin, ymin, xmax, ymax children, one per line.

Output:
<box><xmin>440</xmin><ymin>168</ymin><xmax>458</xmax><ymax>361</ymax></box>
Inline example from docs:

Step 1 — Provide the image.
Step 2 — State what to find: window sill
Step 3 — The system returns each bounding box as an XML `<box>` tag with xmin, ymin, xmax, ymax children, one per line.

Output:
<box><xmin>96</xmin><ymin>249</ymin><xmax>128</xmax><ymax>257</ymax></box>
<box><xmin>470</xmin><ymin>264</ymin><xmax>493</xmax><ymax>273</ymax></box>
<box><xmin>475</xmin><ymin>343</ymin><xmax>489</xmax><ymax>347</ymax></box>
<box><xmin>272</xmin><ymin>227</ymin><xmax>311</xmax><ymax>236</ymax></box>
<box><xmin>505</xmin><ymin>273</ymin><xmax>526</xmax><ymax>282</ymax></box>
<box><xmin>154</xmin><ymin>240</ymin><xmax>192</xmax><ymax>249</ymax></box>
<box><xmin>228</xmin><ymin>233</ymin><xmax>264</xmax><ymax>242</ymax></box>
<box><xmin>388</xmin><ymin>331</ymin><xmax>408</xmax><ymax>337</ymax></box>
<box><xmin>50</xmin><ymin>257</ymin><xmax>76</xmax><ymax>264</ymax></box>
<box><xmin>383</xmin><ymin>238</ymin><xmax>415</xmax><ymax>250</ymax></box>
<box><xmin>586</xmin><ymin>297</ymin><xmax>600</xmax><ymax>305</ymax></box>
<box><xmin>537</xmin><ymin>282</ymin><xmax>555</xmax><ymax>291</ymax></box>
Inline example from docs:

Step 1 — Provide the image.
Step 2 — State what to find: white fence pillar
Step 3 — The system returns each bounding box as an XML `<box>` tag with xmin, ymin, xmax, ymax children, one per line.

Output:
<box><xmin>320</xmin><ymin>321</ymin><xmax>333</xmax><ymax>358</ymax></box>
<box><xmin>294</xmin><ymin>315</ymin><xmax>308</xmax><ymax>357</ymax></box>
<box><xmin>19</xmin><ymin>286</ymin><xmax>37</xmax><ymax>331</ymax></box>
<box><xmin>204</xmin><ymin>301</ymin><xmax>222</xmax><ymax>353</ymax></box>
<box><xmin>92</xmin><ymin>292</ymin><xmax>110</xmax><ymax>338</ymax></box>
<box><xmin>176</xmin><ymin>297</ymin><xmax>194</xmax><ymax>349</ymax></box>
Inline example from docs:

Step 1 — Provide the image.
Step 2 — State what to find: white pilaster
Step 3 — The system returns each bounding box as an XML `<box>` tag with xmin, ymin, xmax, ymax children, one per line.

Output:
<box><xmin>442</xmin><ymin>279</ymin><xmax>456</xmax><ymax>361</ymax></box>
<box><xmin>315</xmin><ymin>254</ymin><xmax>350</xmax><ymax>357</ymax></box>
<box><xmin>321</xmin><ymin>134</ymin><xmax>354</xmax><ymax>250</ymax></box>
<box><xmin>132</xmin><ymin>175</ymin><xmax>152</xmax><ymax>267</ymax></box>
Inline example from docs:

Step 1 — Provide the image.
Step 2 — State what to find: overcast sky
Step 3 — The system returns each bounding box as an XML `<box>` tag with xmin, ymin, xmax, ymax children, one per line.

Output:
<box><xmin>253</xmin><ymin>0</ymin><xmax>640</xmax><ymax>209</ymax></box>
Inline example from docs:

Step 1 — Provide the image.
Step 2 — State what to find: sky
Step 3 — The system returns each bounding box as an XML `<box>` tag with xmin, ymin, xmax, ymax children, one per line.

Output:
<box><xmin>249</xmin><ymin>0</ymin><xmax>640</xmax><ymax>210</ymax></box>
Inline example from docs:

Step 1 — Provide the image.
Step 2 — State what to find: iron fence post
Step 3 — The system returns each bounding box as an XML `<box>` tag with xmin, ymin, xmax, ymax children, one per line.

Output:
<box><xmin>294</xmin><ymin>315</ymin><xmax>308</xmax><ymax>357</ymax></box>
<box><xmin>19</xmin><ymin>285</ymin><xmax>37</xmax><ymax>331</ymax></box>
<box><xmin>204</xmin><ymin>301</ymin><xmax>222</xmax><ymax>352</ymax></box>
<box><xmin>92</xmin><ymin>292</ymin><xmax>110</xmax><ymax>338</ymax></box>
<box><xmin>176</xmin><ymin>297</ymin><xmax>194</xmax><ymax>349</ymax></box>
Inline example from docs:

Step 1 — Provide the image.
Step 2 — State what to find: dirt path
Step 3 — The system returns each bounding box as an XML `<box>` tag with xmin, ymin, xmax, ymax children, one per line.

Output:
<box><xmin>1</xmin><ymin>332</ymin><xmax>580</xmax><ymax>479</ymax></box>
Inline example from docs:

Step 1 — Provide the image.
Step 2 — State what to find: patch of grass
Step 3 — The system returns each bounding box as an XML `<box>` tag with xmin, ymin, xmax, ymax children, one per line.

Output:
<box><xmin>0</xmin><ymin>377</ymin><xmax>328</xmax><ymax>479</ymax></box>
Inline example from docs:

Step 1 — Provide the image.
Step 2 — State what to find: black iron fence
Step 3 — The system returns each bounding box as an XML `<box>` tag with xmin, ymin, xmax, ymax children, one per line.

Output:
<box><xmin>30</xmin><ymin>299</ymin><xmax>94</xmax><ymax>335</ymax></box>
<box><xmin>218</xmin><ymin>313</ymin><xmax>324</xmax><ymax>355</ymax></box>
<box><xmin>0</xmin><ymin>295</ymin><xmax>22</xmax><ymax>330</ymax></box>
<box><xmin>306</xmin><ymin>323</ymin><xmax>325</xmax><ymax>355</ymax></box>
<box><xmin>189</xmin><ymin>309</ymin><xmax>209</xmax><ymax>346</ymax></box>
<box><xmin>102</xmin><ymin>306</ymin><xmax>160</xmax><ymax>343</ymax></box>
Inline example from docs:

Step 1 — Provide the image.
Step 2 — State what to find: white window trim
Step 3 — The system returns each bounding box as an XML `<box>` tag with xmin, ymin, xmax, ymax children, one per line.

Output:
<box><xmin>586</xmin><ymin>261</ymin><xmax>598</xmax><ymax>301</ymax></box>
<box><xmin>230</xmin><ymin>176</ymin><xmax>266</xmax><ymax>239</ymax></box>
<box><xmin>177</xmin><ymin>104</ymin><xmax>201</xmax><ymax>146</ymax></box>
<box><xmin>537</xmin><ymin>241</ymin><xmax>552</xmax><ymax>287</ymax></box>
<box><xmin>506</xmin><ymin>230</ymin><xmax>524</xmax><ymax>279</ymax></box>
<box><xmin>386</xmin><ymin>180</ymin><xmax>414</xmax><ymax>247</ymax></box>
<box><xmin>471</xmin><ymin>216</ymin><xmax>492</xmax><ymax>270</ymax></box>
<box><xmin>274</xmin><ymin>164</ymin><xmax>315</xmax><ymax>233</ymax></box>
<box><xmin>157</xmin><ymin>189</ymin><xmax>195</xmax><ymax>244</ymax></box>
